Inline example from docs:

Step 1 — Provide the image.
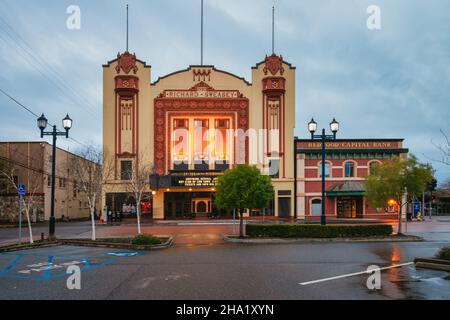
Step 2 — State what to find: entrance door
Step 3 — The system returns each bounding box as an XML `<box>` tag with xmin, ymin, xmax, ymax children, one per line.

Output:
<box><xmin>192</xmin><ymin>198</ymin><xmax>212</xmax><ymax>217</ymax></box>
<box><xmin>196</xmin><ymin>201</ymin><xmax>207</xmax><ymax>213</ymax></box>
<box><xmin>337</xmin><ymin>197</ymin><xmax>357</xmax><ymax>218</ymax></box>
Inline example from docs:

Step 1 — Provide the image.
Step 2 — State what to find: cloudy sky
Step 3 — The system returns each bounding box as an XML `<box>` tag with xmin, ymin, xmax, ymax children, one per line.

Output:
<box><xmin>0</xmin><ymin>0</ymin><xmax>449</xmax><ymax>183</ymax></box>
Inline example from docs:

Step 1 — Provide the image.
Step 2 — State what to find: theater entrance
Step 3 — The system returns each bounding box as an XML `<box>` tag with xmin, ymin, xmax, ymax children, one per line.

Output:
<box><xmin>164</xmin><ymin>191</ymin><xmax>230</xmax><ymax>219</ymax></box>
<box><xmin>192</xmin><ymin>198</ymin><xmax>212</xmax><ymax>218</ymax></box>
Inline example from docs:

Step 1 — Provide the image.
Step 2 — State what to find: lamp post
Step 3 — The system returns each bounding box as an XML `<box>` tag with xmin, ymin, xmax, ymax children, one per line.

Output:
<box><xmin>37</xmin><ymin>113</ymin><xmax>73</xmax><ymax>240</ymax></box>
<box><xmin>308</xmin><ymin>118</ymin><xmax>339</xmax><ymax>226</ymax></box>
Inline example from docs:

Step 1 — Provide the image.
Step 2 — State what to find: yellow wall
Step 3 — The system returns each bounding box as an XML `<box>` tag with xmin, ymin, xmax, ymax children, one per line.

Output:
<box><xmin>102</xmin><ymin>54</ymin><xmax>296</xmax><ymax>218</ymax></box>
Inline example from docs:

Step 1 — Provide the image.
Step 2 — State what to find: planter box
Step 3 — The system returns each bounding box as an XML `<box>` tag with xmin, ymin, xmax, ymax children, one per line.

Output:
<box><xmin>415</xmin><ymin>257</ymin><xmax>450</xmax><ymax>272</ymax></box>
<box><xmin>60</xmin><ymin>237</ymin><xmax>173</xmax><ymax>251</ymax></box>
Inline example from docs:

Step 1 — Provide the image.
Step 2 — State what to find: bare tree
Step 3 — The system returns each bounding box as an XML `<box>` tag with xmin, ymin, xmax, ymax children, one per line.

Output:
<box><xmin>123</xmin><ymin>155</ymin><xmax>154</xmax><ymax>235</ymax></box>
<box><xmin>430</xmin><ymin>130</ymin><xmax>450</xmax><ymax>166</ymax></box>
<box><xmin>71</xmin><ymin>145</ymin><xmax>114</xmax><ymax>240</ymax></box>
<box><xmin>0</xmin><ymin>160</ymin><xmax>40</xmax><ymax>244</ymax></box>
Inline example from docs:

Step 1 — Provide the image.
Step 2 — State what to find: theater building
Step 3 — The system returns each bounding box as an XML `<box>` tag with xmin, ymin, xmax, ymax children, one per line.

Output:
<box><xmin>295</xmin><ymin>139</ymin><xmax>409</xmax><ymax>220</ymax></box>
<box><xmin>102</xmin><ymin>51</ymin><xmax>296</xmax><ymax>219</ymax></box>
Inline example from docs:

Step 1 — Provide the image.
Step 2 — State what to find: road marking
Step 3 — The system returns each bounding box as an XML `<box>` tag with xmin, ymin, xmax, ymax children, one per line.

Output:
<box><xmin>299</xmin><ymin>262</ymin><xmax>414</xmax><ymax>286</ymax></box>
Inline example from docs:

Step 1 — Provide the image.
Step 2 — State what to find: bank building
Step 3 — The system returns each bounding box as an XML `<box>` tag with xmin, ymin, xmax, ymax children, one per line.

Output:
<box><xmin>101</xmin><ymin>8</ymin><xmax>408</xmax><ymax>221</ymax></box>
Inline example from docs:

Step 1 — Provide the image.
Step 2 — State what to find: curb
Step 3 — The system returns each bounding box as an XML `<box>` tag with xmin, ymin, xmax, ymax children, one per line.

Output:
<box><xmin>0</xmin><ymin>237</ymin><xmax>173</xmax><ymax>253</ymax></box>
<box><xmin>414</xmin><ymin>257</ymin><xmax>450</xmax><ymax>272</ymax></box>
<box><xmin>59</xmin><ymin>236</ymin><xmax>174</xmax><ymax>251</ymax></box>
<box><xmin>0</xmin><ymin>242</ymin><xmax>62</xmax><ymax>253</ymax></box>
<box><xmin>222</xmin><ymin>235</ymin><xmax>424</xmax><ymax>244</ymax></box>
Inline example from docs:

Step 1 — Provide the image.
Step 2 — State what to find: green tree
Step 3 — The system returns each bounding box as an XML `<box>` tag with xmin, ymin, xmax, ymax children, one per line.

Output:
<box><xmin>215</xmin><ymin>165</ymin><xmax>274</xmax><ymax>238</ymax></box>
<box><xmin>366</xmin><ymin>155</ymin><xmax>434</xmax><ymax>234</ymax></box>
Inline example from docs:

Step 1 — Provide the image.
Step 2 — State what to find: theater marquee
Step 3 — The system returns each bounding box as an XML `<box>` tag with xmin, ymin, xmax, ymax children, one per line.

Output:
<box><xmin>171</xmin><ymin>171</ymin><xmax>223</xmax><ymax>188</ymax></box>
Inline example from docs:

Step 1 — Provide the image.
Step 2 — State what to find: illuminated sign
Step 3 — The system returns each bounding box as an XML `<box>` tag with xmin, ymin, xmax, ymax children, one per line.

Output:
<box><xmin>298</xmin><ymin>141</ymin><xmax>397</xmax><ymax>149</ymax></box>
<box><xmin>170</xmin><ymin>171</ymin><xmax>223</xmax><ymax>188</ymax></box>
<box><xmin>164</xmin><ymin>90</ymin><xmax>240</xmax><ymax>99</ymax></box>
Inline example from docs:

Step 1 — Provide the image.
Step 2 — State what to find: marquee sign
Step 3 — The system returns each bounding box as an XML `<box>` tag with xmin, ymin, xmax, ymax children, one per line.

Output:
<box><xmin>170</xmin><ymin>171</ymin><xmax>223</xmax><ymax>188</ymax></box>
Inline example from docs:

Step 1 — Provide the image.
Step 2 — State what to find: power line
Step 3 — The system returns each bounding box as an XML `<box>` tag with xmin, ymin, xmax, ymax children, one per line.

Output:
<box><xmin>0</xmin><ymin>86</ymin><xmax>90</xmax><ymax>149</ymax></box>
<box><xmin>0</xmin><ymin>87</ymin><xmax>40</xmax><ymax>118</ymax></box>
<box><xmin>0</xmin><ymin>15</ymin><xmax>100</xmax><ymax>120</ymax></box>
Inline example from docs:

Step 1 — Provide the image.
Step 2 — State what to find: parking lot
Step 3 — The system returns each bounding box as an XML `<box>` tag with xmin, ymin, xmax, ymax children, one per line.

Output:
<box><xmin>0</xmin><ymin>239</ymin><xmax>449</xmax><ymax>300</ymax></box>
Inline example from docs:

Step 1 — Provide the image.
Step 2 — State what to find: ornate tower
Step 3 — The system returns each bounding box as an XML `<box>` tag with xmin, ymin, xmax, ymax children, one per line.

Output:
<box><xmin>262</xmin><ymin>54</ymin><xmax>287</xmax><ymax>178</ymax></box>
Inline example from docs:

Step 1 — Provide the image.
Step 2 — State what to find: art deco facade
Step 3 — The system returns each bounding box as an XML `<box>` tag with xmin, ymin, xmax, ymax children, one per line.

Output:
<box><xmin>102</xmin><ymin>52</ymin><xmax>296</xmax><ymax>219</ymax></box>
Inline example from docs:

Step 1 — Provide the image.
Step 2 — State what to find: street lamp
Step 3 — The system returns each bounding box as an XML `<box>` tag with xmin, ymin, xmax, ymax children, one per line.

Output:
<box><xmin>308</xmin><ymin>118</ymin><xmax>340</xmax><ymax>226</ymax></box>
<box><xmin>37</xmin><ymin>113</ymin><xmax>73</xmax><ymax>240</ymax></box>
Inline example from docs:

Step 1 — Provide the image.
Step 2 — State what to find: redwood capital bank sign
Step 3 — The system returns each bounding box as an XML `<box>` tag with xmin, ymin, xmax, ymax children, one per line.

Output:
<box><xmin>299</xmin><ymin>141</ymin><xmax>399</xmax><ymax>149</ymax></box>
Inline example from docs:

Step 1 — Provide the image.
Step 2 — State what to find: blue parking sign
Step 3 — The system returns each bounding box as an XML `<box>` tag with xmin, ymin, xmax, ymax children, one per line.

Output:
<box><xmin>413</xmin><ymin>202</ymin><xmax>421</xmax><ymax>218</ymax></box>
<box><xmin>18</xmin><ymin>184</ymin><xmax>26</xmax><ymax>197</ymax></box>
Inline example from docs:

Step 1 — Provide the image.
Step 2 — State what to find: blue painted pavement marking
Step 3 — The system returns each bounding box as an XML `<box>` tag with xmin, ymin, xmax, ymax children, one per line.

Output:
<box><xmin>104</xmin><ymin>251</ymin><xmax>144</xmax><ymax>257</ymax></box>
<box><xmin>0</xmin><ymin>252</ymin><xmax>117</xmax><ymax>281</ymax></box>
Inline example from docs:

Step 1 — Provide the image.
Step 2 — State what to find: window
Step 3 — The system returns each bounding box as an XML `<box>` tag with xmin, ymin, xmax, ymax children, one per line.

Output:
<box><xmin>59</xmin><ymin>178</ymin><xmax>66</xmax><ymax>188</ymax></box>
<box><xmin>319</xmin><ymin>162</ymin><xmax>331</xmax><ymax>178</ymax></box>
<box><xmin>311</xmin><ymin>199</ymin><xmax>322</xmax><ymax>215</ymax></box>
<box><xmin>73</xmin><ymin>181</ymin><xmax>77</xmax><ymax>198</ymax></box>
<box><xmin>269</xmin><ymin>160</ymin><xmax>280</xmax><ymax>178</ymax></box>
<box><xmin>345</xmin><ymin>162</ymin><xmax>355</xmax><ymax>178</ymax></box>
<box><xmin>120</xmin><ymin>161</ymin><xmax>132</xmax><ymax>180</ymax></box>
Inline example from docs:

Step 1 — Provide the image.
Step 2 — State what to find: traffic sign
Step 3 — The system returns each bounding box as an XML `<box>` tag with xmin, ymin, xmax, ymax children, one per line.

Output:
<box><xmin>18</xmin><ymin>184</ymin><xmax>26</xmax><ymax>197</ymax></box>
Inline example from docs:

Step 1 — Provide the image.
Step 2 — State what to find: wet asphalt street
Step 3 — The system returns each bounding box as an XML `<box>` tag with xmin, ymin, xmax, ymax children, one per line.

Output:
<box><xmin>0</xmin><ymin>240</ymin><xmax>449</xmax><ymax>300</ymax></box>
<box><xmin>0</xmin><ymin>219</ymin><xmax>449</xmax><ymax>300</ymax></box>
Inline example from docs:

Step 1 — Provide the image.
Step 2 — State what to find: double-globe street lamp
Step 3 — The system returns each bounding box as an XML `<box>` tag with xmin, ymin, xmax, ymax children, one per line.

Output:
<box><xmin>308</xmin><ymin>118</ymin><xmax>340</xmax><ymax>226</ymax></box>
<box><xmin>37</xmin><ymin>113</ymin><xmax>73</xmax><ymax>240</ymax></box>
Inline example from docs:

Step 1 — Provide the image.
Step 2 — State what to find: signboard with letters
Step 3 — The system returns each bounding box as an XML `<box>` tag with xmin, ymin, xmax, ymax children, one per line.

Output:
<box><xmin>170</xmin><ymin>171</ymin><xmax>222</xmax><ymax>188</ymax></box>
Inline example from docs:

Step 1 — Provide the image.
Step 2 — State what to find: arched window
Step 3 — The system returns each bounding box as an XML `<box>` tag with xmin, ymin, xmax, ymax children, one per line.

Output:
<box><xmin>319</xmin><ymin>162</ymin><xmax>331</xmax><ymax>178</ymax></box>
<box><xmin>344</xmin><ymin>162</ymin><xmax>355</xmax><ymax>178</ymax></box>
<box><xmin>311</xmin><ymin>199</ymin><xmax>322</xmax><ymax>215</ymax></box>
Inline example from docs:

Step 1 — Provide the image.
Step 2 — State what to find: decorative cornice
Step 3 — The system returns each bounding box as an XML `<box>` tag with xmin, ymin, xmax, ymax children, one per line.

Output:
<box><xmin>151</xmin><ymin>65</ymin><xmax>251</xmax><ymax>86</ymax></box>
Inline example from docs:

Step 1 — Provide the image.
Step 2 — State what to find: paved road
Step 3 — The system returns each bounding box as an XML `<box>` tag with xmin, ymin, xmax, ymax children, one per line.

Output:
<box><xmin>0</xmin><ymin>240</ymin><xmax>449</xmax><ymax>300</ymax></box>
<box><xmin>0</xmin><ymin>219</ymin><xmax>449</xmax><ymax>300</ymax></box>
<box><xmin>0</xmin><ymin>221</ymin><xmax>94</xmax><ymax>245</ymax></box>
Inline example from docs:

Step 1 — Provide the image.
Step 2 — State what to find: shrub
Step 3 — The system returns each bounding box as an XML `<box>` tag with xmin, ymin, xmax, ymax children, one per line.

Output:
<box><xmin>436</xmin><ymin>247</ymin><xmax>450</xmax><ymax>261</ymax></box>
<box><xmin>245</xmin><ymin>224</ymin><xmax>393</xmax><ymax>238</ymax></box>
<box><xmin>131</xmin><ymin>234</ymin><xmax>162</xmax><ymax>246</ymax></box>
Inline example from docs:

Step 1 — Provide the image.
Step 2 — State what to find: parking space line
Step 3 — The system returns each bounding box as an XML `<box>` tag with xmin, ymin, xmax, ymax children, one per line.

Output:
<box><xmin>299</xmin><ymin>262</ymin><xmax>414</xmax><ymax>286</ymax></box>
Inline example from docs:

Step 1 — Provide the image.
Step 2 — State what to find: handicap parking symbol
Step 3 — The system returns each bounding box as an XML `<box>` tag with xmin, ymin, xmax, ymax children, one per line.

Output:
<box><xmin>105</xmin><ymin>252</ymin><xmax>143</xmax><ymax>257</ymax></box>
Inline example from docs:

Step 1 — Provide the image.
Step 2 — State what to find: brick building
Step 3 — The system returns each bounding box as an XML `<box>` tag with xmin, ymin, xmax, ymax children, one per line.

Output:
<box><xmin>295</xmin><ymin>139</ymin><xmax>409</xmax><ymax>220</ymax></box>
